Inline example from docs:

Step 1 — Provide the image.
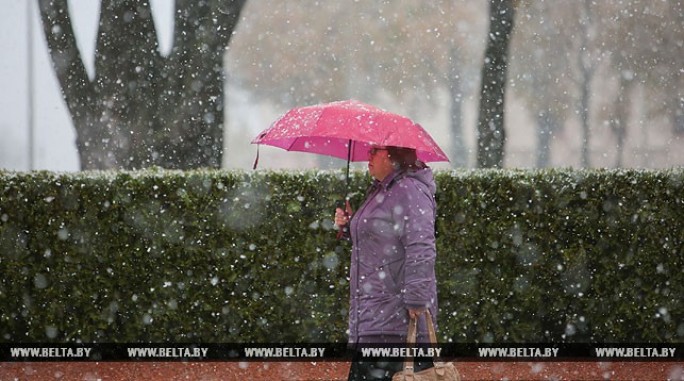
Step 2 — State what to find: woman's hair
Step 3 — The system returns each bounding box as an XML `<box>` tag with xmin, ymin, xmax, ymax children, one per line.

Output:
<box><xmin>386</xmin><ymin>146</ymin><xmax>426</xmax><ymax>170</ymax></box>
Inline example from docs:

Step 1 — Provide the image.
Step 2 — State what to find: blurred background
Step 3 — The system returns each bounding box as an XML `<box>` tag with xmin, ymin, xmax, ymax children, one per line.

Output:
<box><xmin>1</xmin><ymin>0</ymin><xmax>683</xmax><ymax>172</ymax></box>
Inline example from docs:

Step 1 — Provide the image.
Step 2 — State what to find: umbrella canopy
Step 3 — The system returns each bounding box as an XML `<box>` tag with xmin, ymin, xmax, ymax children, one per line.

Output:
<box><xmin>251</xmin><ymin>100</ymin><xmax>449</xmax><ymax>165</ymax></box>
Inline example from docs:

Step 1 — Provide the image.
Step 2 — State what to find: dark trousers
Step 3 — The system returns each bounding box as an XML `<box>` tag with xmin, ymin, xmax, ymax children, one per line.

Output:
<box><xmin>347</xmin><ymin>353</ymin><xmax>434</xmax><ymax>381</ymax></box>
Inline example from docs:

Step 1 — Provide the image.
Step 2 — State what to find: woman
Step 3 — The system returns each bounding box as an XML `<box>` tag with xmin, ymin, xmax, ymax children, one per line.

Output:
<box><xmin>335</xmin><ymin>145</ymin><xmax>438</xmax><ymax>380</ymax></box>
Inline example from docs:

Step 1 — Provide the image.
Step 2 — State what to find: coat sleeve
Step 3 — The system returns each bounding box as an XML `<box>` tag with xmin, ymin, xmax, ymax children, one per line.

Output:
<box><xmin>394</xmin><ymin>179</ymin><xmax>437</xmax><ymax>309</ymax></box>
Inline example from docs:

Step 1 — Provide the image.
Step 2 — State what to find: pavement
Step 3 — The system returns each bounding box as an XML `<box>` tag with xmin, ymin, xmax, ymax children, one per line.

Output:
<box><xmin>2</xmin><ymin>361</ymin><xmax>684</xmax><ymax>380</ymax></box>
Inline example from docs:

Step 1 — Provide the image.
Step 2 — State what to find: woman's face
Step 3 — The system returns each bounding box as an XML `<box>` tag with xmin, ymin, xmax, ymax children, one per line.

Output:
<box><xmin>368</xmin><ymin>146</ymin><xmax>393</xmax><ymax>181</ymax></box>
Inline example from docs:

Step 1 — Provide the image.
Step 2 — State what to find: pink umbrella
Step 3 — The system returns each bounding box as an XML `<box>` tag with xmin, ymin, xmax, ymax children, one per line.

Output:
<box><xmin>251</xmin><ymin>100</ymin><xmax>449</xmax><ymax>175</ymax></box>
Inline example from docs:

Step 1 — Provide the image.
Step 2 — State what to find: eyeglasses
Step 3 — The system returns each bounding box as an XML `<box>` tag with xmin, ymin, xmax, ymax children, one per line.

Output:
<box><xmin>368</xmin><ymin>147</ymin><xmax>388</xmax><ymax>156</ymax></box>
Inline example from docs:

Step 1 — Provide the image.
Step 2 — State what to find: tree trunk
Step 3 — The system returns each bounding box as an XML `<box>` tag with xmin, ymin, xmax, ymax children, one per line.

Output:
<box><xmin>448</xmin><ymin>46</ymin><xmax>467</xmax><ymax>168</ymax></box>
<box><xmin>535</xmin><ymin>110</ymin><xmax>559</xmax><ymax>168</ymax></box>
<box><xmin>676</xmin><ymin>99</ymin><xmax>684</xmax><ymax>135</ymax></box>
<box><xmin>578</xmin><ymin>0</ymin><xmax>595</xmax><ymax>168</ymax></box>
<box><xmin>476</xmin><ymin>0</ymin><xmax>516</xmax><ymax>169</ymax></box>
<box><xmin>579</xmin><ymin>66</ymin><xmax>593</xmax><ymax>168</ymax></box>
<box><xmin>611</xmin><ymin>77</ymin><xmax>633</xmax><ymax>168</ymax></box>
<box><xmin>38</xmin><ymin>0</ymin><xmax>246</xmax><ymax>170</ymax></box>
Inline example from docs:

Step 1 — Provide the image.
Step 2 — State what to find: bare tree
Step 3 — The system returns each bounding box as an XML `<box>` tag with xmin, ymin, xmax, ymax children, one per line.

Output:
<box><xmin>227</xmin><ymin>1</ymin><xmax>484</xmax><ymax>167</ymax></box>
<box><xmin>575</xmin><ymin>0</ymin><xmax>598</xmax><ymax>167</ymax></box>
<box><xmin>510</xmin><ymin>0</ymin><xmax>575</xmax><ymax>168</ymax></box>
<box><xmin>447</xmin><ymin>45</ymin><xmax>468</xmax><ymax>167</ymax></box>
<box><xmin>476</xmin><ymin>0</ymin><xmax>516</xmax><ymax>168</ymax></box>
<box><xmin>601</xmin><ymin>0</ymin><xmax>684</xmax><ymax>166</ymax></box>
<box><xmin>38</xmin><ymin>0</ymin><xmax>246</xmax><ymax>170</ymax></box>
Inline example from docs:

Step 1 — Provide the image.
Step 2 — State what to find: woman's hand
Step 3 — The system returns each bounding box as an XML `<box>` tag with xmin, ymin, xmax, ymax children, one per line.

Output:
<box><xmin>334</xmin><ymin>199</ymin><xmax>353</xmax><ymax>228</ymax></box>
<box><xmin>334</xmin><ymin>208</ymin><xmax>348</xmax><ymax>227</ymax></box>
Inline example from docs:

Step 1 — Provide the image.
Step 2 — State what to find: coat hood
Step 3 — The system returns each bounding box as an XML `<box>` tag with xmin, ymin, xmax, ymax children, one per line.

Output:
<box><xmin>377</xmin><ymin>165</ymin><xmax>436</xmax><ymax>197</ymax></box>
<box><xmin>403</xmin><ymin>166</ymin><xmax>436</xmax><ymax>196</ymax></box>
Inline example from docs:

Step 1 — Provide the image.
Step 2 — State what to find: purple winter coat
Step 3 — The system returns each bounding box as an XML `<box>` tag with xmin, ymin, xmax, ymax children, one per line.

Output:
<box><xmin>347</xmin><ymin>166</ymin><xmax>438</xmax><ymax>344</ymax></box>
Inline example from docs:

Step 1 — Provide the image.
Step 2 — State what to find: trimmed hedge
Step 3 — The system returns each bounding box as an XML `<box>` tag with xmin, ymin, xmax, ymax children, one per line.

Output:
<box><xmin>436</xmin><ymin>169</ymin><xmax>683</xmax><ymax>343</ymax></box>
<box><xmin>0</xmin><ymin>168</ymin><xmax>682</xmax><ymax>344</ymax></box>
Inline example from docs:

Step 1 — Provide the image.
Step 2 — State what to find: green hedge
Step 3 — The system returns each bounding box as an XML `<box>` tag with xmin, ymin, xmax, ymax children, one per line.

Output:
<box><xmin>436</xmin><ymin>169</ymin><xmax>683</xmax><ymax>343</ymax></box>
<box><xmin>0</xmin><ymin>168</ymin><xmax>682</xmax><ymax>344</ymax></box>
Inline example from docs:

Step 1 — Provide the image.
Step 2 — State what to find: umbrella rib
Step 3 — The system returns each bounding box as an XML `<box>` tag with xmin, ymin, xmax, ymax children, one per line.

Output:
<box><xmin>284</xmin><ymin>106</ymin><xmax>329</xmax><ymax>152</ymax></box>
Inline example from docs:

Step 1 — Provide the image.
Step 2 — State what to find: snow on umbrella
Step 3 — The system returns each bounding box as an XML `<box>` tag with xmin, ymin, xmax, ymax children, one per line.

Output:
<box><xmin>251</xmin><ymin>99</ymin><xmax>449</xmax><ymax>184</ymax></box>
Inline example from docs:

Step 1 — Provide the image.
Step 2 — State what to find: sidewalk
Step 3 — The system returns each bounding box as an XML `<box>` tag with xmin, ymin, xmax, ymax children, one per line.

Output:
<box><xmin>2</xmin><ymin>361</ymin><xmax>683</xmax><ymax>380</ymax></box>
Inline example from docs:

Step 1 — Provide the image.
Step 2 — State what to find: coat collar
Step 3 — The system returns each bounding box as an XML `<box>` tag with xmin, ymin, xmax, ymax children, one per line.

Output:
<box><xmin>373</xmin><ymin>168</ymin><xmax>405</xmax><ymax>191</ymax></box>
